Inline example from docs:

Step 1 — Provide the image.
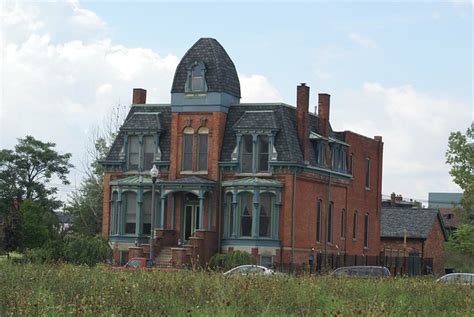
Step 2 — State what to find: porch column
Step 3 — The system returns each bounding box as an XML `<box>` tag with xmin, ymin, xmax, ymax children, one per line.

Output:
<box><xmin>198</xmin><ymin>191</ymin><xmax>204</xmax><ymax>229</ymax></box>
<box><xmin>118</xmin><ymin>190</ymin><xmax>124</xmax><ymax>235</ymax></box>
<box><xmin>252</xmin><ymin>189</ymin><xmax>259</xmax><ymax>238</ymax></box>
<box><xmin>159</xmin><ymin>188</ymin><xmax>166</xmax><ymax>229</ymax></box>
<box><xmin>232</xmin><ymin>190</ymin><xmax>238</xmax><ymax>237</ymax></box>
<box><xmin>136</xmin><ymin>188</ymin><xmax>143</xmax><ymax>235</ymax></box>
<box><xmin>170</xmin><ymin>193</ymin><xmax>175</xmax><ymax>230</ymax></box>
<box><xmin>273</xmin><ymin>192</ymin><xmax>281</xmax><ymax>240</ymax></box>
<box><xmin>223</xmin><ymin>193</ymin><xmax>228</xmax><ymax>237</ymax></box>
<box><xmin>207</xmin><ymin>192</ymin><xmax>212</xmax><ymax>230</ymax></box>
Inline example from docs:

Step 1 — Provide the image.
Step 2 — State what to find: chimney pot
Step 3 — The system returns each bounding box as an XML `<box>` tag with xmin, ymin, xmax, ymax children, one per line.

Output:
<box><xmin>318</xmin><ymin>93</ymin><xmax>331</xmax><ymax>137</ymax></box>
<box><xmin>132</xmin><ymin>88</ymin><xmax>147</xmax><ymax>104</ymax></box>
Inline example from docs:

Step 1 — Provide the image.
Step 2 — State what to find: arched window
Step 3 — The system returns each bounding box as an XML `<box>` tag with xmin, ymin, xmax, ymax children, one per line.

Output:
<box><xmin>128</xmin><ymin>135</ymin><xmax>139</xmax><ymax>170</ymax></box>
<box><xmin>186</xmin><ymin>61</ymin><xmax>207</xmax><ymax>93</ymax></box>
<box><xmin>352</xmin><ymin>211</ymin><xmax>358</xmax><ymax>240</ymax></box>
<box><xmin>182</xmin><ymin>127</ymin><xmax>194</xmax><ymax>171</ymax></box>
<box><xmin>316</xmin><ymin>199</ymin><xmax>322</xmax><ymax>243</ymax></box>
<box><xmin>364</xmin><ymin>213</ymin><xmax>369</xmax><ymax>248</ymax></box>
<box><xmin>124</xmin><ymin>192</ymin><xmax>137</xmax><ymax>234</ymax></box>
<box><xmin>341</xmin><ymin>209</ymin><xmax>346</xmax><ymax>239</ymax></box>
<box><xmin>143</xmin><ymin>135</ymin><xmax>155</xmax><ymax>170</ymax></box>
<box><xmin>197</xmin><ymin>127</ymin><xmax>209</xmax><ymax>171</ymax></box>
<box><xmin>240</xmin><ymin>192</ymin><xmax>253</xmax><ymax>237</ymax></box>
<box><xmin>259</xmin><ymin>193</ymin><xmax>272</xmax><ymax>237</ymax></box>
<box><xmin>142</xmin><ymin>192</ymin><xmax>152</xmax><ymax>235</ymax></box>
<box><xmin>327</xmin><ymin>202</ymin><xmax>333</xmax><ymax>243</ymax></box>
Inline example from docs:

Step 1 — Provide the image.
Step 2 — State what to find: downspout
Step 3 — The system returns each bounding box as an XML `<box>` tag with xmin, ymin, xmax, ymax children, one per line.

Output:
<box><xmin>217</xmin><ymin>166</ymin><xmax>223</xmax><ymax>252</ymax></box>
<box><xmin>291</xmin><ymin>168</ymin><xmax>296</xmax><ymax>271</ymax></box>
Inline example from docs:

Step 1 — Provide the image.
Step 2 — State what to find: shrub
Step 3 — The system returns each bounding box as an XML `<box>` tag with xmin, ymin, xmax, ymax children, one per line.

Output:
<box><xmin>209</xmin><ymin>250</ymin><xmax>256</xmax><ymax>271</ymax></box>
<box><xmin>62</xmin><ymin>234</ymin><xmax>112</xmax><ymax>266</ymax></box>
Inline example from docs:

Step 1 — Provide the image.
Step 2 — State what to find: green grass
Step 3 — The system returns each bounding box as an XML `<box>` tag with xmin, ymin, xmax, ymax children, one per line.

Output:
<box><xmin>0</xmin><ymin>262</ymin><xmax>472</xmax><ymax>316</ymax></box>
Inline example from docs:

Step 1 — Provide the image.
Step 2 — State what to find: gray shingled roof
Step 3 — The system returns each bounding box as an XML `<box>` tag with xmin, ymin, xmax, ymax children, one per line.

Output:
<box><xmin>221</xmin><ymin>104</ymin><xmax>304</xmax><ymax>163</ymax></box>
<box><xmin>233</xmin><ymin>110</ymin><xmax>278</xmax><ymax>130</ymax></box>
<box><xmin>171</xmin><ymin>38</ymin><xmax>241</xmax><ymax>98</ymax></box>
<box><xmin>105</xmin><ymin>105</ymin><xmax>171</xmax><ymax>162</ymax></box>
<box><xmin>165</xmin><ymin>176</ymin><xmax>215</xmax><ymax>185</ymax></box>
<box><xmin>121</xmin><ymin>112</ymin><xmax>161</xmax><ymax>131</ymax></box>
<box><xmin>381</xmin><ymin>207</ymin><xmax>447</xmax><ymax>240</ymax></box>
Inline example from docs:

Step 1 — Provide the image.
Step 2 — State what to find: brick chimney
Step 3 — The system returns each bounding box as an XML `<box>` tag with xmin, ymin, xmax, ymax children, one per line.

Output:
<box><xmin>297</xmin><ymin>83</ymin><xmax>311</xmax><ymax>162</ymax></box>
<box><xmin>132</xmin><ymin>88</ymin><xmax>147</xmax><ymax>104</ymax></box>
<box><xmin>318</xmin><ymin>93</ymin><xmax>330</xmax><ymax>137</ymax></box>
<box><xmin>390</xmin><ymin>192</ymin><xmax>396</xmax><ymax>206</ymax></box>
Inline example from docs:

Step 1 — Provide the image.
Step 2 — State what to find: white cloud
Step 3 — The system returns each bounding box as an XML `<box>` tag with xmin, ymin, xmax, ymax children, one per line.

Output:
<box><xmin>0</xmin><ymin>0</ymin><xmax>179</xmax><ymax>198</ymax></box>
<box><xmin>332</xmin><ymin>82</ymin><xmax>471</xmax><ymax>200</ymax></box>
<box><xmin>349</xmin><ymin>32</ymin><xmax>379</xmax><ymax>49</ymax></box>
<box><xmin>240</xmin><ymin>74</ymin><xmax>283</xmax><ymax>102</ymax></box>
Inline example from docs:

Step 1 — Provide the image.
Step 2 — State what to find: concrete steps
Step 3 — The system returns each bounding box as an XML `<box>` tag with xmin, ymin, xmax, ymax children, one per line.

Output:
<box><xmin>155</xmin><ymin>247</ymin><xmax>172</xmax><ymax>268</ymax></box>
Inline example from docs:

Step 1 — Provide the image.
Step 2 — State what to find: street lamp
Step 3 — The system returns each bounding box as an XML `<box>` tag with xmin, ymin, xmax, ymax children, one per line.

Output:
<box><xmin>149</xmin><ymin>164</ymin><xmax>159</xmax><ymax>264</ymax></box>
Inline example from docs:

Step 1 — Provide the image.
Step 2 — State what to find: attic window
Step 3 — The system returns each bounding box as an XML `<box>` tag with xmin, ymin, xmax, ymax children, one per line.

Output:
<box><xmin>186</xmin><ymin>61</ymin><xmax>207</xmax><ymax>93</ymax></box>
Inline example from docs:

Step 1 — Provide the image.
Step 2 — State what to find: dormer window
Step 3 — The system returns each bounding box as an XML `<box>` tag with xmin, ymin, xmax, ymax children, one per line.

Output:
<box><xmin>185</xmin><ymin>61</ymin><xmax>208</xmax><ymax>93</ymax></box>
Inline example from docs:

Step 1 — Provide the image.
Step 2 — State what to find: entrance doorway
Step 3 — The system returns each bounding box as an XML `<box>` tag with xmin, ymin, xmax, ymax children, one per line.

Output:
<box><xmin>184</xmin><ymin>204</ymin><xmax>200</xmax><ymax>241</ymax></box>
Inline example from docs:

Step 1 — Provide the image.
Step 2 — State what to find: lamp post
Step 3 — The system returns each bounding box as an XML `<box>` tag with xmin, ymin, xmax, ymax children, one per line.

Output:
<box><xmin>149</xmin><ymin>164</ymin><xmax>159</xmax><ymax>264</ymax></box>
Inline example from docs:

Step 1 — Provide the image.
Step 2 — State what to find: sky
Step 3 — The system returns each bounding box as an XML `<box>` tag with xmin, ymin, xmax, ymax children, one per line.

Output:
<box><xmin>1</xmin><ymin>0</ymin><xmax>472</xmax><ymax>205</ymax></box>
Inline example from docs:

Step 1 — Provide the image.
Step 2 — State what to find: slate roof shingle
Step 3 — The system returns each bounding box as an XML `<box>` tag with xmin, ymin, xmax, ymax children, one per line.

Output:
<box><xmin>171</xmin><ymin>38</ymin><xmax>241</xmax><ymax>98</ymax></box>
<box><xmin>232</xmin><ymin>110</ymin><xmax>278</xmax><ymax>130</ymax></box>
<box><xmin>381</xmin><ymin>207</ymin><xmax>447</xmax><ymax>240</ymax></box>
<box><xmin>121</xmin><ymin>112</ymin><xmax>161</xmax><ymax>131</ymax></box>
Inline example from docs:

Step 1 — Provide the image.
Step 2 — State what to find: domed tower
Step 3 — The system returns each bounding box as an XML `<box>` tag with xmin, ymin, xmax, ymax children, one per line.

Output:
<box><xmin>169</xmin><ymin>38</ymin><xmax>239</xmax><ymax>181</ymax></box>
<box><xmin>171</xmin><ymin>38</ymin><xmax>241</xmax><ymax>112</ymax></box>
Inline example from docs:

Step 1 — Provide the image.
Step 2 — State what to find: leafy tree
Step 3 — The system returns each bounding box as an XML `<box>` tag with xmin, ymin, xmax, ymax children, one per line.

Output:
<box><xmin>0</xmin><ymin>136</ymin><xmax>72</xmax><ymax>250</ymax></box>
<box><xmin>21</xmin><ymin>200</ymin><xmax>59</xmax><ymax>250</ymax></box>
<box><xmin>445</xmin><ymin>123</ymin><xmax>474</xmax><ymax>256</ymax></box>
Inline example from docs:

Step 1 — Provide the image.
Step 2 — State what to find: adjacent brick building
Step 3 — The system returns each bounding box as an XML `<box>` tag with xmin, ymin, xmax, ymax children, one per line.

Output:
<box><xmin>381</xmin><ymin>207</ymin><xmax>448</xmax><ymax>275</ymax></box>
<box><xmin>101</xmin><ymin>38</ymin><xmax>384</xmax><ymax>268</ymax></box>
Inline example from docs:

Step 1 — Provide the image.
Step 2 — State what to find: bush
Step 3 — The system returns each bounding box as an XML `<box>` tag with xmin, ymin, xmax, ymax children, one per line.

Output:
<box><xmin>62</xmin><ymin>234</ymin><xmax>111</xmax><ymax>266</ymax></box>
<box><xmin>209</xmin><ymin>250</ymin><xmax>255</xmax><ymax>271</ymax></box>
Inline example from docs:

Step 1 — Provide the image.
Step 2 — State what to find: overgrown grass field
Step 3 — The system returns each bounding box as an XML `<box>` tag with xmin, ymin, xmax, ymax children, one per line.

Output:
<box><xmin>0</xmin><ymin>262</ymin><xmax>472</xmax><ymax>316</ymax></box>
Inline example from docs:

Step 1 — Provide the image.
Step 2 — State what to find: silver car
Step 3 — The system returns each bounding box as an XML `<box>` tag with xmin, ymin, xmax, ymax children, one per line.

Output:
<box><xmin>223</xmin><ymin>265</ymin><xmax>276</xmax><ymax>276</ymax></box>
<box><xmin>436</xmin><ymin>273</ymin><xmax>474</xmax><ymax>285</ymax></box>
<box><xmin>331</xmin><ymin>266</ymin><xmax>391</xmax><ymax>278</ymax></box>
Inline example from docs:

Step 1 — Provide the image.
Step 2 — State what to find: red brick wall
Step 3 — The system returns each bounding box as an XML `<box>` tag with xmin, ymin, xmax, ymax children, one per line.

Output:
<box><xmin>169</xmin><ymin>112</ymin><xmax>227</xmax><ymax>181</ymax></box>
<box><xmin>424</xmin><ymin>219</ymin><xmax>446</xmax><ymax>275</ymax></box>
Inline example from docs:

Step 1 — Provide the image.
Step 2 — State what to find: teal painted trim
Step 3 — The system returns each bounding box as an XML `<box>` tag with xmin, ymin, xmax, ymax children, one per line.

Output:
<box><xmin>269</xmin><ymin>161</ymin><xmax>353</xmax><ymax>179</ymax></box>
<box><xmin>99</xmin><ymin>160</ymin><xmax>123</xmax><ymax>166</ymax></box>
<box><xmin>110</xmin><ymin>235</ymin><xmax>150</xmax><ymax>244</ymax></box>
<box><xmin>221</xmin><ymin>238</ymin><xmax>281</xmax><ymax>248</ymax></box>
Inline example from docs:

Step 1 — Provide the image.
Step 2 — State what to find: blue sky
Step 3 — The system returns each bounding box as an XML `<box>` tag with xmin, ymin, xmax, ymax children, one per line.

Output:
<box><xmin>1</xmin><ymin>0</ymin><xmax>472</xmax><ymax>203</ymax></box>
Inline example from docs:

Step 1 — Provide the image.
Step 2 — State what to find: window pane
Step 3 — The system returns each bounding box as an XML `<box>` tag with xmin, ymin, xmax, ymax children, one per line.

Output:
<box><xmin>316</xmin><ymin>200</ymin><xmax>321</xmax><ymax>242</ymax></box>
<box><xmin>125</xmin><ymin>192</ymin><xmax>136</xmax><ymax>234</ymax></box>
<box><xmin>341</xmin><ymin>209</ymin><xmax>345</xmax><ymax>238</ymax></box>
<box><xmin>183</xmin><ymin>133</ymin><xmax>193</xmax><ymax>171</ymax></box>
<box><xmin>198</xmin><ymin>134</ymin><xmax>208</xmax><ymax>171</ymax></box>
<box><xmin>128</xmin><ymin>136</ymin><xmax>139</xmax><ymax>170</ymax></box>
<box><xmin>259</xmin><ymin>193</ymin><xmax>272</xmax><ymax>237</ymax></box>
<box><xmin>353</xmin><ymin>211</ymin><xmax>357</xmax><ymax>239</ymax></box>
<box><xmin>240</xmin><ymin>192</ymin><xmax>253</xmax><ymax>237</ymax></box>
<box><xmin>142</xmin><ymin>192</ymin><xmax>152</xmax><ymax>235</ymax></box>
<box><xmin>327</xmin><ymin>203</ymin><xmax>333</xmax><ymax>243</ymax></box>
<box><xmin>364</xmin><ymin>214</ymin><xmax>369</xmax><ymax>247</ymax></box>
<box><xmin>143</xmin><ymin>136</ymin><xmax>155</xmax><ymax>170</ymax></box>
<box><xmin>365</xmin><ymin>159</ymin><xmax>371</xmax><ymax>188</ymax></box>
<box><xmin>241</xmin><ymin>135</ymin><xmax>253</xmax><ymax>173</ymax></box>
<box><xmin>258</xmin><ymin>136</ymin><xmax>269</xmax><ymax>172</ymax></box>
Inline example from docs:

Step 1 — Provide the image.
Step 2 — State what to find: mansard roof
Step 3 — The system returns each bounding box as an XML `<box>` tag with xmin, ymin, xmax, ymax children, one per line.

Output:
<box><xmin>171</xmin><ymin>38</ymin><xmax>241</xmax><ymax>98</ymax></box>
<box><xmin>233</xmin><ymin>110</ymin><xmax>278</xmax><ymax>130</ymax></box>
<box><xmin>105</xmin><ymin>105</ymin><xmax>171</xmax><ymax>162</ymax></box>
<box><xmin>381</xmin><ymin>207</ymin><xmax>448</xmax><ymax>241</ymax></box>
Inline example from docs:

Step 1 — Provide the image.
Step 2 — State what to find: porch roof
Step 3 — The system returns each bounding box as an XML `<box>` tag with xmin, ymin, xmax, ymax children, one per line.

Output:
<box><xmin>222</xmin><ymin>177</ymin><xmax>283</xmax><ymax>187</ymax></box>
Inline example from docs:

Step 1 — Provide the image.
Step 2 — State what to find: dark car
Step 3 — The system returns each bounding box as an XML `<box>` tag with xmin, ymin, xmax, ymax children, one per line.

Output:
<box><xmin>331</xmin><ymin>266</ymin><xmax>391</xmax><ymax>278</ymax></box>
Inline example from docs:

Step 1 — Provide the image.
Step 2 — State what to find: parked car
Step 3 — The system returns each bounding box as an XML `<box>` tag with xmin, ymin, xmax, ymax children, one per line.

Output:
<box><xmin>223</xmin><ymin>265</ymin><xmax>278</xmax><ymax>276</ymax></box>
<box><xmin>331</xmin><ymin>266</ymin><xmax>391</xmax><ymax>278</ymax></box>
<box><xmin>123</xmin><ymin>257</ymin><xmax>154</xmax><ymax>269</ymax></box>
<box><xmin>436</xmin><ymin>273</ymin><xmax>474</xmax><ymax>285</ymax></box>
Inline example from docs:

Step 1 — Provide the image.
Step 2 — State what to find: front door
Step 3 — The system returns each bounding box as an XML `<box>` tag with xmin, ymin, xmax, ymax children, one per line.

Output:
<box><xmin>184</xmin><ymin>205</ymin><xmax>200</xmax><ymax>241</ymax></box>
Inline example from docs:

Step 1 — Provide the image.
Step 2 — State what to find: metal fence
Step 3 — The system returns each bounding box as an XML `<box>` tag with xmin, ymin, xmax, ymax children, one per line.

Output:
<box><xmin>275</xmin><ymin>253</ymin><xmax>434</xmax><ymax>276</ymax></box>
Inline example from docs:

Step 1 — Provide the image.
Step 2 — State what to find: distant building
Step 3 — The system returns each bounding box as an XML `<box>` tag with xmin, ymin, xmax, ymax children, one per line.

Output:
<box><xmin>429</xmin><ymin>192</ymin><xmax>463</xmax><ymax>231</ymax></box>
<box><xmin>381</xmin><ymin>192</ymin><xmax>421</xmax><ymax>208</ymax></box>
<box><xmin>380</xmin><ymin>207</ymin><xmax>448</xmax><ymax>275</ymax></box>
<box><xmin>55</xmin><ymin>212</ymin><xmax>73</xmax><ymax>232</ymax></box>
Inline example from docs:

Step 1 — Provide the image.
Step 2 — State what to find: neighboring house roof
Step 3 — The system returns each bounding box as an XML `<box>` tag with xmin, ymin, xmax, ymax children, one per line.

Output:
<box><xmin>428</xmin><ymin>192</ymin><xmax>462</xmax><ymax>209</ymax></box>
<box><xmin>171</xmin><ymin>38</ymin><xmax>241</xmax><ymax>98</ymax></box>
<box><xmin>439</xmin><ymin>208</ymin><xmax>461</xmax><ymax>230</ymax></box>
<box><xmin>381</xmin><ymin>207</ymin><xmax>448</xmax><ymax>241</ymax></box>
<box><xmin>105</xmin><ymin>105</ymin><xmax>172</xmax><ymax>162</ymax></box>
<box><xmin>222</xmin><ymin>177</ymin><xmax>283</xmax><ymax>187</ymax></box>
